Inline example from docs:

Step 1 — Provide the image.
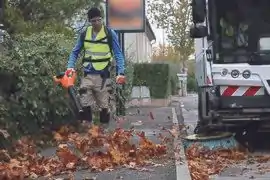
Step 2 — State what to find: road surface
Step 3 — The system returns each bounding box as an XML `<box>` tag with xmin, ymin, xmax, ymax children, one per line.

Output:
<box><xmin>39</xmin><ymin>105</ymin><xmax>189</xmax><ymax>180</ymax></box>
<box><xmin>180</xmin><ymin>94</ymin><xmax>270</xmax><ymax>180</ymax></box>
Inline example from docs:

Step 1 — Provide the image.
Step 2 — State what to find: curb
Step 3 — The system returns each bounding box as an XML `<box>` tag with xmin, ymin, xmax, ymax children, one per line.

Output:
<box><xmin>172</xmin><ymin>107</ymin><xmax>192</xmax><ymax>180</ymax></box>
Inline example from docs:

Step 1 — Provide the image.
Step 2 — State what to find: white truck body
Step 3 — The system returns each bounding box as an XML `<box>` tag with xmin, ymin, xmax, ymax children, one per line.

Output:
<box><xmin>191</xmin><ymin>0</ymin><xmax>270</xmax><ymax>134</ymax></box>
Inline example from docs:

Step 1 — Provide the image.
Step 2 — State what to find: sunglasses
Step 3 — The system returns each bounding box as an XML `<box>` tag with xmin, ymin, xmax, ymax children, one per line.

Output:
<box><xmin>90</xmin><ymin>18</ymin><xmax>102</xmax><ymax>23</ymax></box>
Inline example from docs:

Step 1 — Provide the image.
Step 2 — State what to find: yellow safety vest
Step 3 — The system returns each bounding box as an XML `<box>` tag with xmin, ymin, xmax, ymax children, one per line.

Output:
<box><xmin>220</xmin><ymin>19</ymin><xmax>249</xmax><ymax>47</ymax></box>
<box><xmin>83</xmin><ymin>25</ymin><xmax>112</xmax><ymax>71</ymax></box>
<box><xmin>220</xmin><ymin>18</ymin><xmax>234</xmax><ymax>37</ymax></box>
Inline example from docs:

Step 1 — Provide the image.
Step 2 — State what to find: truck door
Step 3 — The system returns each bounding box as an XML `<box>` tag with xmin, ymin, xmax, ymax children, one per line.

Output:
<box><xmin>195</xmin><ymin>38</ymin><xmax>213</xmax><ymax>87</ymax></box>
<box><xmin>195</xmin><ymin>0</ymin><xmax>213</xmax><ymax>87</ymax></box>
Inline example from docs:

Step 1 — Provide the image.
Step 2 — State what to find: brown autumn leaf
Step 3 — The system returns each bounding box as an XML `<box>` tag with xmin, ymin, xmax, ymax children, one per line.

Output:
<box><xmin>56</xmin><ymin>144</ymin><xmax>79</xmax><ymax>166</ymax></box>
<box><xmin>53</xmin><ymin>132</ymin><xmax>65</xmax><ymax>141</ymax></box>
<box><xmin>0</xmin><ymin>129</ymin><xmax>10</xmax><ymax>138</ymax></box>
<box><xmin>149</xmin><ymin>111</ymin><xmax>154</xmax><ymax>120</ymax></box>
<box><xmin>0</xmin><ymin>125</ymin><xmax>170</xmax><ymax>179</ymax></box>
<box><xmin>86</xmin><ymin>151</ymin><xmax>113</xmax><ymax>170</ymax></box>
<box><xmin>0</xmin><ymin>150</ymin><xmax>11</xmax><ymax>162</ymax></box>
<box><xmin>254</xmin><ymin>155</ymin><xmax>270</xmax><ymax>163</ymax></box>
<box><xmin>168</xmin><ymin>125</ymin><xmax>179</xmax><ymax>138</ymax></box>
<box><xmin>88</xmin><ymin>125</ymin><xmax>101</xmax><ymax>138</ymax></box>
<box><xmin>186</xmin><ymin>144</ymin><xmax>248</xmax><ymax>180</ymax></box>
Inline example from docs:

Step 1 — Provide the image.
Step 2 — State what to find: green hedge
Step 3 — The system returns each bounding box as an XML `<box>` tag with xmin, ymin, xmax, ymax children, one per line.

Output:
<box><xmin>168</xmin><ymin>63</ymin><xmax>180</xmax><ymax>95</ymax></box>
<box><xmin>133</xmin><ymin>63</ymin><xmax>178</xmax><ymax>98</ymax></box>
<box><xmin>0</xmin><ymin>32</ymin><xmax>74</xmax><ymax>140</ymax></box>
<box><xmin>187</xmin><ymin>74</ymin><xmax>198</xmax><ymax>92</ymax></box>
<box><xmin>110</xmin><ymin>56</ymin><xmax>134</xmax><ymax>116</ymax></box>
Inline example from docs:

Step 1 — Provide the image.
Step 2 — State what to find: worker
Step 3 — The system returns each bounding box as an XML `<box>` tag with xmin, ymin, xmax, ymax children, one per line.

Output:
<box><xmin>66</xmin><ymin>7</ymin><xmax>125</xmax><ymax>127</ymax></box>
<box><xmin>220</xmin><ymin>10</ymin><xmax>249</xmax><ymax>48</ymax></box>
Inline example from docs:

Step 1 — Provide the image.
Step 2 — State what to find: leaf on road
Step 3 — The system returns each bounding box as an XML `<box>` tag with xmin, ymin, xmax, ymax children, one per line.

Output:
<box><xmin>0</xmin><ymin>125</ymin><xmax>169</xmax><ymax>179</ymax></box>
<box><xmin>186</xmin><ymin>144</ymin><xmax>248</xmax><ymax>180</ymax></box>
<box><xmin>0</xmin><ymin>129</ymin><xmax>10</xmax><ymax>138</ymax></box>
<box><xmin>168</xmin><ymin>125</ymin><xmax>179</xmax><ymax>138</ymax></box>
<box><xmin>149</xmin><ymin>111</ymin><xmax>154</xmax><ymax>120</ymax></box>
<box><xmin>56</xmin><ymin>144</ymin><xmax>79</xmax><ymax>168</ymax></box>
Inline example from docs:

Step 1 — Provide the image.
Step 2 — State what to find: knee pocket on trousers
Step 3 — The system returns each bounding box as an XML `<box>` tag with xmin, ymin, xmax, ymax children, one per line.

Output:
<box><xmin>79</xmin><ymin>88</ymin><xmax>87</xmax><ymax>95</ymax></box>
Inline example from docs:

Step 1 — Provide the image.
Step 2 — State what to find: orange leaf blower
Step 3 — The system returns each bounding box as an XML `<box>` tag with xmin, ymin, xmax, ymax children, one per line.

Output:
<box><xmin>53</xmin><ymin>72</ymin><xmax>83</xmax><ymax>113</ymax></box>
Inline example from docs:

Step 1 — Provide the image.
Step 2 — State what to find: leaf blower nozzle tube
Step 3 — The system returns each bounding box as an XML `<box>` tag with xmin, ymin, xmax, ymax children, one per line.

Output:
<box><xmin>68</xmin><ymin>86</ymin><xmax>83</xmax><ymax>113</ymax></box>
<box><xmin>53</xmin><ymin>72</ymin><xmax>83</xmax><ymax>113</ymax></box>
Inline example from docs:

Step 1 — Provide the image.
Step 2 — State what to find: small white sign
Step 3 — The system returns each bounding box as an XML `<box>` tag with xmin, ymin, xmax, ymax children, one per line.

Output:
<box><xmin>131</xmin><ymin>86</ymin><xmax>151</xmax><ymax>99</ymax></box>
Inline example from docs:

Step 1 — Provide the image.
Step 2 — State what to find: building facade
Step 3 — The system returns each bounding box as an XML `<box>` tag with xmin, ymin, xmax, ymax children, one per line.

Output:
<box><xmin>124</xmin><ymin>19</ymin><xmax>156</xmax><ymax>63</ymax></box>
<box><xmin>100</xmin><ymin>1</ymin><xmax>156</xmax><ymax>63</ymax></box>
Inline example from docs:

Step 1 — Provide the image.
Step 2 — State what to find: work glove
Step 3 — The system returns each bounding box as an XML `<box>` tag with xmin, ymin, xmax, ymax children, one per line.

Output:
<box><xmin>65</xmin><ymin>68</ymin><xmax>75</xmax><ymax>76</ymax></box>
<box><xmin>116</xmin><ymin>75</ymin><xmax>126</xmax><ymax>84</ymax></box>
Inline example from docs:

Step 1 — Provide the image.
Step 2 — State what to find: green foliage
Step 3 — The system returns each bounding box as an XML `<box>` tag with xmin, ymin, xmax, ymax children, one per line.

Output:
<box><xmin>4</xmin><ymin>0</ymin><xmax>102</xmax><ymax>35</ymax></box>
<box><xmin>123</xmin><ymin>58</ymin><xmax>134</xmax><ymax>99</ymax></box>
<box><xmin>186</xmin><ymin>59</ymin><xmax>197</xmax><ymax>92</ymax></box>
<box><xmin>187</xmin><ymin>59</ymin><xmax>195</xmax><ymax>76</ymax></box>
<box><xmin>110</xmin><ymin>54</ymin><xmax>134</xmax><ymax>116</ymax></box>
<box><xmin>148</xmin><ymin>0</ymin><xmax>194</xmax><ymax>61</ymax></box>
<box><xmin>187</xmin><ymin>74</ymin><xmax>197</xmax><ymax>92</ymax></box>
<box><xmin>133</xmin><ymin>63</ymin><xmax>171</xmax><ymax>98</ymax></box>
<box><xmin>0</xmin><ymin>32</ymin><xmax>74</xmax><ymax>137</ymax></box>
<box><xmin>168</xmin><ymin>63</ymin><xmax>180</xmax><ymax>95</ymax></box>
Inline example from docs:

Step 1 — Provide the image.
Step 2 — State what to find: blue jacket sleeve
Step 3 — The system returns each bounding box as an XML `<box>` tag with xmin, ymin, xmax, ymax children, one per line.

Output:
<box><xmin>67</xmin><ymin>33</ymin><xmax>84</xmax><ymax>68</ymax></box>
<box><xmin>110</xmin><ymin>29</ymin><xmax>125</xmax><ymax>75</ymax></box>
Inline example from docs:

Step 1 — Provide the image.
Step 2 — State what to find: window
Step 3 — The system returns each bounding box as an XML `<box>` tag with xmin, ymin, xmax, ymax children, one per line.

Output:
<box><xmin>259</xmin><ymin>37</ymin><xmax>270</xmax><ymax>51</ymax></box>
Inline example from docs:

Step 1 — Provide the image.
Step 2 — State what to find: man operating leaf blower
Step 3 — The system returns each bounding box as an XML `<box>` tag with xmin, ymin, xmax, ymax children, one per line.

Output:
<box><xmin>64</xmin><ymin>7</ymin><xmax>125</xmax><ymax>127</ymax></box>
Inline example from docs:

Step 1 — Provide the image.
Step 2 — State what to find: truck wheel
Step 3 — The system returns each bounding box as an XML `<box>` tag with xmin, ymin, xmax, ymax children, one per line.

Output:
<box><xmin>234</xmin><ymin>122</ymin><xmax>259</xmax><ymax>152</ymax></box>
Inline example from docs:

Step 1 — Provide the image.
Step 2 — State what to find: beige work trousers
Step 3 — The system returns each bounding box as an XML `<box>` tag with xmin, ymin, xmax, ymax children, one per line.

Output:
<box><xmin>79</xmin><ymin>74</ymin><xmax>111</xmax><ymax>111</ymax></box>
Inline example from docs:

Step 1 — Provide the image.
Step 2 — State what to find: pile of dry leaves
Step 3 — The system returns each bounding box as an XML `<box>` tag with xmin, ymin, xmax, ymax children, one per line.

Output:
<box><xmin>186</xmin><ymin>143</ymin><xmax>247</xmax><ymax>180</ymax></box>
<box><xmin>0</xmin><ymin>125</ymin><xmax>167</xmax><ymax>179</ymax></box>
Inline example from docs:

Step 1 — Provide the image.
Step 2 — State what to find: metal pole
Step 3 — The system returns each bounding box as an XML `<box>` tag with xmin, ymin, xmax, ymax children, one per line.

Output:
<box><xmin>162</xmin><ymin>28</ymin><xmax>165</xmax><ymax>56</ymax></box>
<box><xmin>121</xmin><ymin>33</ymin><xmax>125</xmax><ymax>54</ymax></box>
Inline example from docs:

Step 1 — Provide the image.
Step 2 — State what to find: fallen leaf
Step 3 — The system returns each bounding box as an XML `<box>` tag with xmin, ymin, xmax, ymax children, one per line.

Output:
<box><xmin>0</xmin><ymin>129</ymin><xmax>10</xmax><ymax>138</ymax></box>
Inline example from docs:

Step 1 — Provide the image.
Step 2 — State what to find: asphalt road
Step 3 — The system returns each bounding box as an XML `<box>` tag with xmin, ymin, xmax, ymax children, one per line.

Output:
<box><xmin>180</xmin><ymin>94</ymin><xmax>270</xmax><ymax>180</ymax></box>
<box><xmin>39</xmin><ymin>107</ymin><xmax>178</xmax><ymax>180</ymax></box>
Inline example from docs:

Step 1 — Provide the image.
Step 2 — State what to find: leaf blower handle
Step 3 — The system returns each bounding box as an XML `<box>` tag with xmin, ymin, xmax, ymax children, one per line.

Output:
<box><xmin>53</xmin><ymin>71</ymin><xmax>83</xmax><ymax>113</ymax></box>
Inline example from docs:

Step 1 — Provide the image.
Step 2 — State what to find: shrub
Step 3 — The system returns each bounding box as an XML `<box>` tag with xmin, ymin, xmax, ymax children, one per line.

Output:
<box><xmin>168</xmin><ymin>63</ymin><xmax>180</xmax><ymax>95</ymax></box>
<box><xmin>187</xmin><ymin>75</ymin><xmax>197</xmax><ymax>92</ymax></box>
<box><xmin>110</xmin><ymin>54</ymin><xmax>134</xmax><ymax>116</ymax></box>
<box><xmin>0</xmin><ymin>32</ymin><xmax>74</xmax><ymax>138</ymax></box>
<box><xmin>133</xmin><ymin>63</ymin><xmax>172</xmax><ymax>98</ymax></box>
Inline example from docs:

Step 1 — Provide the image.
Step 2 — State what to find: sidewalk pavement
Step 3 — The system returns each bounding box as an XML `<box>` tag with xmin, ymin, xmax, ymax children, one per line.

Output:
<box><xmin>39</xmin><ymin>102</ymin><xmax>192</xmax><ymax>180</ymax></box>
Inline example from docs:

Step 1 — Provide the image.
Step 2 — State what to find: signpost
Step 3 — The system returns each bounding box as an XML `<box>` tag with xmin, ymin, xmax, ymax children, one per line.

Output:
<box><xmin>177</xmin><ymin>73</ymin><xmax>188</xmax><ymax>96</ymax></box>
<box><xmin>106</xmin><ymin>0</ymin><xmax>145</xmax><ymax>32</ymax></box>
<box><xmin>106</xmin><ymin>0</ymin><xmax>146</xmax><ymax>116</ymax></box>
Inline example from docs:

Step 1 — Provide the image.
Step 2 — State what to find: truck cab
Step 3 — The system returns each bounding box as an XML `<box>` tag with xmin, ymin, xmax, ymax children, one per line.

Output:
<box><xmin>191</xmin><ymin>0</ymin><xmax>270</xmax><ymax>136</ymax></box>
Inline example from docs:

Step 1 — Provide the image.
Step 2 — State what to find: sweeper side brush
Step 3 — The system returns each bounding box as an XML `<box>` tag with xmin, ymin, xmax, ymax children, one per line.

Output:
<box><xmin>53</xmin><ymin>72</ymin><xmax>83</xmax><ymax>113</ymax></box>
<box><xmin>182</xmin><ymin>132</ymin><xmax>238</xmax><ymax>151</ymax></box>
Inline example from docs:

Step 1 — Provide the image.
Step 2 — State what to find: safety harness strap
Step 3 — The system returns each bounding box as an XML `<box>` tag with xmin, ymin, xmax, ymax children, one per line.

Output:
<box><xmin>82</xmin><ymin>57</ymin><xmax>111</xmax><ymax>63</ymax></box>
<box><xmin>84</xmin><ymin>37</ymin><xmax>108</xmax><ymax>44</ymax></box>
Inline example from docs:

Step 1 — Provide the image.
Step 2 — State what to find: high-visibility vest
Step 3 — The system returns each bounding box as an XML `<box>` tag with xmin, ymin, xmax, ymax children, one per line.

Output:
<box><xmin>83</xmin><ymin>25</ymin><xmax>112</xmax><ymax>71</ymax></box>
<box><xmin>220</xmin><ymin>18</ymin><xmax>248</xmax><ymax>47</ymax></box>
<box><xmin>220</xmin><ymin>18</ymin><xmax>234</xmax><ymax>37</ymax></box>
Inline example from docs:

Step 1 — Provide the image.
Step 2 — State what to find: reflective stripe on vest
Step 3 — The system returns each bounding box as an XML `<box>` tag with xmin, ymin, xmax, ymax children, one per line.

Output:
<box><xmin>83</xmin><ymin>26</ymin><xmax>112</xmax><ymax>71</ymax></box>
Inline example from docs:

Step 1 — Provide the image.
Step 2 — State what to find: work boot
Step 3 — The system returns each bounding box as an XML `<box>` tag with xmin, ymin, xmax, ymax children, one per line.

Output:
<box><xmin>79</xmin><ymin>106</ymin><xmax>93</xmax><ymax>123</ymax></box>
<box><xmin>99</xmin><ymin>108</ymin><xmax>110</xmax><ymax>132</ymax></box>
